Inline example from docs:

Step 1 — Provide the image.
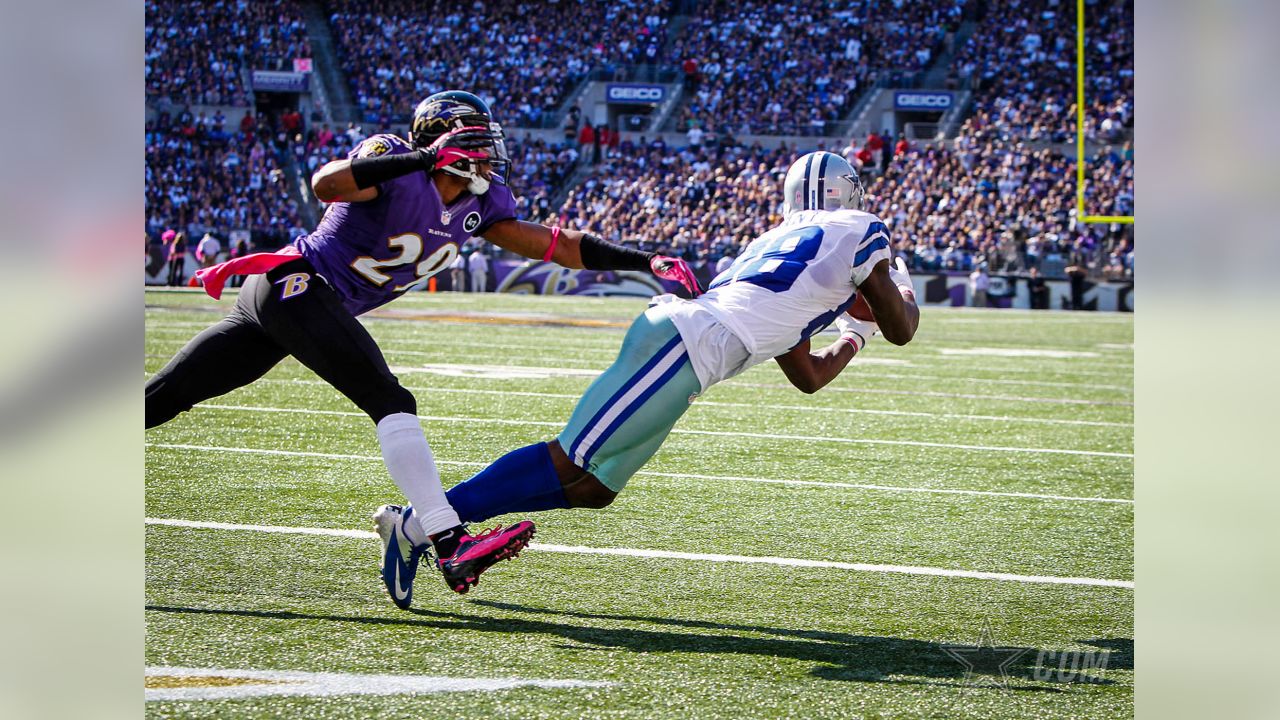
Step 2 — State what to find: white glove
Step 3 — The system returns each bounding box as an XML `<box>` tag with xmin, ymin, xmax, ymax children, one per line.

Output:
<box><xmin>887</xmin><ymin>257</ymin><xmax>915</xmax><ymax>300</ymax></box>
<box><xmin>835</xmin><ymin>313</ymin><xmax>878</xmax><ymax>353</ymax></box>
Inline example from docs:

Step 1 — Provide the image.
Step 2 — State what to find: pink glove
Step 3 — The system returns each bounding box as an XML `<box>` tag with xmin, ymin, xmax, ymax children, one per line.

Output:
<box><xmin>428</xmin><ymin>125</ymin><xmax>492</xmax><ymax>170</ymax></box>
<box><xmin>650</xmin><ymin>255</ymin><xmax>703</xmax><ymax>297</ymax></box>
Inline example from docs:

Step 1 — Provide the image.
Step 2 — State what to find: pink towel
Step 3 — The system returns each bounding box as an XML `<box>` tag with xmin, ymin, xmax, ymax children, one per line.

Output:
<box><xmin>195</xmin><ymin>245</ymin><xmax>302</xmax><ymax>299</ymax></box>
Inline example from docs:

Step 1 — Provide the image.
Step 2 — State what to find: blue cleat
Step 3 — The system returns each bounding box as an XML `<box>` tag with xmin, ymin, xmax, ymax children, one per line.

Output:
<box><xmin>373</xmin><ymin>504</ymin><xmax>431</xmax><ymax>610</ymax></box>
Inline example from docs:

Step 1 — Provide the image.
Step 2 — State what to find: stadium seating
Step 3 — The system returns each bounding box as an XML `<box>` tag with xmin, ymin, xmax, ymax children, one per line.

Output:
<box><xmin>145</xmin><ymin>111</ymin><xmax>305</xmax><ymax>249</ymax></box>
<box><xmin>327</xmin><ymin>0</ymin><xmax>672</xmax><ymax>125</ymax></box>
<box><xmin>145</xmin><ymin>0</ymin><xmax>310</xmax><ymax>107</ymax></box>
<box><xmin>142</xmin><ymin>0</ymin><xmax>1133</xmax><ymax>283</ymax></box>
<box><xmin>558</xmin><ymin>140</ymin><xmax>795</xmax><ymax>267</ymax></box>
<box><xmin>951</xmin><ymin>0</ymin><xmax>1133</xmax><ymax>143</ymax></box>
<box><xmin>666</xmin><ymin>0</ymin><xmax>966</xmax><ymax>136</ymax></box>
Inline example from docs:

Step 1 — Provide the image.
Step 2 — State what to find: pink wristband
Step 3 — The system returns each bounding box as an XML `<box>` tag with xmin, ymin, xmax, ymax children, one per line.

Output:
<box><xmin>840</xmin><ymin>334</ymin><xmax>861</xmax><ymax>352</ymax></box>
<box><xmin>543</xmin><ymin>226</ymin><xmax>561</xmax><ymax>262</ymax></box>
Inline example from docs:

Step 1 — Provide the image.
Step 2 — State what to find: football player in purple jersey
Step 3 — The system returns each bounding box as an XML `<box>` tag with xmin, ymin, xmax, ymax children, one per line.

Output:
<box><xmin>145</xmin><ymin>91</ymin><xmax>701</xmax><ymax>605</ymax></box>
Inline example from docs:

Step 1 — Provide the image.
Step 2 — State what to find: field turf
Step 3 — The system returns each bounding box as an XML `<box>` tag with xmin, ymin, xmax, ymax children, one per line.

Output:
<box><xmin>144</xmin><ymin>288</ymin><xmax>1133</xmax><ymax>719</ymax></box>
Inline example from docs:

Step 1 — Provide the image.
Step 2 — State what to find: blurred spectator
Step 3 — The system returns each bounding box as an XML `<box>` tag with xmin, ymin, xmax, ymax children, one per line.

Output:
<box><xmin>562</xmin><ymin>105</ymin><xmax>580</xmax><ymax>144</ymax></box>
<box><xmin>1027</xmin><ymin>266</ymin><xmax>1049</xmax><ymax>309</ymax></box>
<box><xmin>468</xmin><ymin>245</ymin><xmax>490</xmax><ymax>292</ymax></box>
<box><xmin>449</xmin><ymin>251</ymin><xmax>468</xmax><ymax>292</ymax></box>
<box><xmin>195</xmin><ymin>232</ymin><xmax>222</xmax><ymax>268</ymax></box>
<box><xmin>968</xmin><ymin>263</ymin><xmax>989</xmax><ymax>307</ymax></box>
<box><xmin>578</xmin><ymin>123</ymin><xmax>596</xmax><ymax>150</ymax></box>
<box><xmin>165</xmin><ymin>230</ymin><xmax>186</xmax><ymax>286</ymax></box>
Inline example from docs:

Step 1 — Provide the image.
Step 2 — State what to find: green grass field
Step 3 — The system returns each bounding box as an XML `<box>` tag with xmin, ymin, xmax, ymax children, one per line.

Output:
<box><xmin>145</xmin><ymin>289</ymin><xmax>1133</xmax><ymax>719</ymax></box>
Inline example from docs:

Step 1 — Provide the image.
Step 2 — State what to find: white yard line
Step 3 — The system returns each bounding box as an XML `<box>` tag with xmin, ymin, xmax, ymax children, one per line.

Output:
<box><xmin>140</xmin><ymin>369</ymin><xmax>1133</xmax><ymax>424</ymax></box>
<box><xmin>146</xmin><ymin>442</ymin><xmax>1133</xmax><ymax>505</ymax></box>
<box><xmin>234</xmin><ymin>376</ymin><xmax>1132</xmax><ymax>428</ymax></box>
<box><xmin>147</xmin><ymin>326</ymin><xmax>1132</xmax><ymax>390</ymax></box>
<box><xmin>144</xmin><ymin>517</ymin><xmax>1134</xmax><ymax>589</ymax></box>
<box><xmin>144</xmin><ymin>666</ymin><xmax>610</xmax><ymax>701</ymax></box>
<box><xmin>190</xmin><ymin>403</ymin><xmax>1134</xmax><ymax>458</ymax></box>
<box><xmin>721</xmin><ymin>381</ymin><xmax>1134</xmax><ymax>407</ymax></box>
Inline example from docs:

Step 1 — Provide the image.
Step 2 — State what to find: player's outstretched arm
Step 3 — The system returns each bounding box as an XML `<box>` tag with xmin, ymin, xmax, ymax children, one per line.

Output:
<box><xmin>858</xmin><ymin>258</ymin><xmax>919</xmax><ymax>345</ymax></box>
<box><xmin>481</xmin><ymin>221</ymin><xmax>594</xmax><ymax>267</ymax></box>
<box><xmin>482</xmin><ymin>222</ymin><xmax>702</xmax><ymax>296</ymax></box>
<box><xmin>774</xmin><ymin>337</ymin><xmax>861</xmax><ymax>394</ymax></box>
<box><xmin>311</xmin><ymin>159</ymin><xmax>380</xmax><ymax>203</ymax></box>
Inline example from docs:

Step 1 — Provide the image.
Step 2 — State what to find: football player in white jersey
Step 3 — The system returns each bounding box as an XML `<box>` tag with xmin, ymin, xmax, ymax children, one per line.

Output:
<box><xmin>375</xmin><ymin>151</ymin><xmax>918</xmax><ymax>599</ymax></box>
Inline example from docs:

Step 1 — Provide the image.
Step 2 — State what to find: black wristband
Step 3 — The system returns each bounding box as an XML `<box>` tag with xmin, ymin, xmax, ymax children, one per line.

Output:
<box><xmin>579</xmin><ymin>233</ymin><xmax>655</xmax><ymax>272</ymax></box>
<box><xmin>350</xmin><ymin>149</ymin><xmax>433</xmax><ymax>189</ymax></box>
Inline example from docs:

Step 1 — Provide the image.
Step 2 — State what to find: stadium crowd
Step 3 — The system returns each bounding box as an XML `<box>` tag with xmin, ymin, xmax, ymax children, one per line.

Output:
<box><xmin>667</xmin><ymin>0</ymin><xmax>966</xmax><ymax>136</ymax></box>
<box><xmin>328</xmin><ymin>0</ymin><xmax>672</xmax><ymax>126</ymax></box>
<box><xmin>555</xmin><ymin>139</ymin><xmax>791</xmax><ymax>266</ymax></box>
<box><xmin>145</xmin><ymin>0</ymin><xmax>310</xmax><ymax>107</ymax></box>
<box><xmin>866</xmin><ymin>118</ymin><xmax>1132</xmax><ymax>277</ymax></box>
<box><xmin>143</xmin><ymin>0</ymin><xmax>1133</xmax><ymax>288</ymax></box>
<box><xmin>145</xmin><ymin>108</ymin><xmax>307</xmax><ymax>279</ymax></box>
<box><xmin>540</xmin><ymin>123</ymin><xmax>1131</xmax><ymax>283</ymax></box>
<box><xmin>951</xmin><ymin>0</ymin><xmax>1133</xmax><ymax>143</ymax></box>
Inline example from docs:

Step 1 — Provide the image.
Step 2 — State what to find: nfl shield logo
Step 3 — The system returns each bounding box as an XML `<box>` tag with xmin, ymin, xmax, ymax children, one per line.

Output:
<box><xmin>440</xmin><ymin>210</ymin><xmax>452</xmax><ymax>225</ymax></box>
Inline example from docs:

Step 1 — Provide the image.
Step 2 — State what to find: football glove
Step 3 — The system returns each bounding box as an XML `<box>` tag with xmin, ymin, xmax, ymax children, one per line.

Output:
<box><xmin>423</xmin><ymin>125</ymin><xmax>495</xmax><ymax>171</ymax></box>
<box><xmin>835</xmin><ymin>313</ymin><xmax>878</xmax><ymax>353</ymax></box>
<box><xmin>888</xmin><ymin>257</ymin><xmax>916</xmax><ymax>301</ymax></box>
<box><xmin>650</xmin><ymin>255</ymin><xmax>703</xmax><ymax>297</ymax></box>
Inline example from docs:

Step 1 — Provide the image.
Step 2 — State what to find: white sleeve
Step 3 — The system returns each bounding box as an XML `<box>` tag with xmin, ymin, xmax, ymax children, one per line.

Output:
<box><xmin>851</xmin><ymin>221</ymin><xmax>892</xmax><ymax>286</ymax></box>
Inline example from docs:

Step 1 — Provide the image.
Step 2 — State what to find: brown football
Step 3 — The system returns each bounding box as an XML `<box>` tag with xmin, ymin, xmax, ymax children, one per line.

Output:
<box><xmin>845</xmin><ymin>292</ymin><xmax>876</xmax><ymax>322</ymax></box>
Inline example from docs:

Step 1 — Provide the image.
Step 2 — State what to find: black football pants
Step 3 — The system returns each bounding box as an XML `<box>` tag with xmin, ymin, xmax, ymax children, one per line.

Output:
<box><xmin>145</xmin><ymin>258</ymin><xmax>416</xmax><ymax>428</ymax></box>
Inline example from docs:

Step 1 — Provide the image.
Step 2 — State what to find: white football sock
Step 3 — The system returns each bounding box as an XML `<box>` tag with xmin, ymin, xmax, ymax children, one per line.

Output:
<box><xmin>375</xmin><ymin>412</ymin><xmax>460</xmax><ymax>544</ymax></box>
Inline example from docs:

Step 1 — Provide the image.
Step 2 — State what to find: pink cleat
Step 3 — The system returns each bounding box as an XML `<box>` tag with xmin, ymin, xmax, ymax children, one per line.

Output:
<box><xmin>436</xmin><ymin>521</ymin><xmax>536</xmax><ymax>594</ymax></box>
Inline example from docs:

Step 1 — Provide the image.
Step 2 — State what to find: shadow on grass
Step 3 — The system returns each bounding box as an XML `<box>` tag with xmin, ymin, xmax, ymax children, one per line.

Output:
<box><xmin>145</xmin><ymin>603</ymin><xmax>1130</xmax><ymax>690</ymax></box>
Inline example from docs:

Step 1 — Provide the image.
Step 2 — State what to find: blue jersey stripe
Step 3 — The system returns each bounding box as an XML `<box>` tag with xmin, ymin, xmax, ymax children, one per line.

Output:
<box><xmin>854</xmin><ymin>236</ymin><xmax>889</xmax><ymax>267</ymax></box>
<box><xmin>816</xmin><ymin>152</ymin><xmax>829</xmax><ymax>209</ymax></box>
<box><xmin>581</xmin><ymin>349</ymin><xmax>690</xmax><ymax>467</ymax></box>
<box><xmin>854</xmin><ymin>222</ymin><xmax>891</xmax><ymax>267</ymax></box>
<box><xmin>567</xmin><ymin>334</ymin><xmax>684</xmax><ymax>462</ymax></box>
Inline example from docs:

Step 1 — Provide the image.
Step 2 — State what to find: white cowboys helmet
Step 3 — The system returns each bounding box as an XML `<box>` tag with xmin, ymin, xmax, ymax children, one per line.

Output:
<box><xmin>782</xmin><ymin>151</ymin><xmax>864</xmax><ymax>216</ymax></box>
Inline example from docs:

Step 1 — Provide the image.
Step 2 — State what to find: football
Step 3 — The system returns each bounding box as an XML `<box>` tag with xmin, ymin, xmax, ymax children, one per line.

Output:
<box><xmin>845</xmin><ymin>292</ymin><xmax>876</xmax><ymax>322</ymax></box>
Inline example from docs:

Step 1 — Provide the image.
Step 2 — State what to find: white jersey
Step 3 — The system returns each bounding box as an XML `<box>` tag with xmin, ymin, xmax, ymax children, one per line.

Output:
<box><xmin>657</xmin><ymin>208</ymin><xmax>891</xmax><ymax>390</ymax></box>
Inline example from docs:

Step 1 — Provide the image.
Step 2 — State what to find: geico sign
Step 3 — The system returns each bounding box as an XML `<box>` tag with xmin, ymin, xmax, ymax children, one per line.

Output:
<box><xmin>895</xmin><ymin>93</ymin><xmax>952</xmax><ymax>109</ymax></box>
<box><xmin>607</xmin><ymin>86</ymin><xmax>665</xmax><ymax>102</ymax></box>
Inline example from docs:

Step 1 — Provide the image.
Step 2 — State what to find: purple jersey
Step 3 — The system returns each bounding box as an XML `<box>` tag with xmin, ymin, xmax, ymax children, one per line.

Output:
<box><xmin>295</xmin><ymin>134</ymin><xmax>518</xmax><ymax>316</ymax></box>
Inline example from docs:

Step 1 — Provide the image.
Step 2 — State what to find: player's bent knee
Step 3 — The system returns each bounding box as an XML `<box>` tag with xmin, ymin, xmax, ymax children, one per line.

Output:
<box><xmin>567</xmin><ymin>476</ymin><xmax>618</xmax><ymax>509</ymax></box>
<box><xmin>362</xmin><ymin>382</ymin><xmax>417</xmax><ymax>423</ymax></box>
<box><xmin>144</xmin><ymin>376</ymin><xmax>192</xmax><ymax>429</ymax></box>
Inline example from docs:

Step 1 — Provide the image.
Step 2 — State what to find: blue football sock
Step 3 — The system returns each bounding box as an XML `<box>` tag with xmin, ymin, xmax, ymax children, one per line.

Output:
<box><xmin>446</xmin><ymin>442</ymin><xmax>569</xmax><ymax>524</ymax></box>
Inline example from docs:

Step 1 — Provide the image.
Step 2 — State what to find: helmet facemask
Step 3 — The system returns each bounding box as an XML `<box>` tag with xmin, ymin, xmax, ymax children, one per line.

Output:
<box><xmin>411</xmin><ymin>91</ymin><xmax>511</xmax><ymax>195</ymax></box>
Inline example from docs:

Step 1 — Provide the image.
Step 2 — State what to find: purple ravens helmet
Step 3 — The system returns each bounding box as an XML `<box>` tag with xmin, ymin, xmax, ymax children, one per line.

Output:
<box><xmin>411</xmin><ymin>90</ymin><xmax>510</xmax><ymax>194</ymax></box>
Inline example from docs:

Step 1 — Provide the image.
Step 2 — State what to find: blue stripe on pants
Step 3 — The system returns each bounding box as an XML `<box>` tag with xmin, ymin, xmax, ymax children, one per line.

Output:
<box><xmin>558</xmin><ymin>308</ymin><xmax>701</xmax><ymax>492</ymax></box>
